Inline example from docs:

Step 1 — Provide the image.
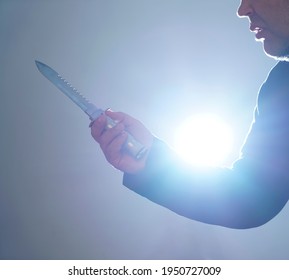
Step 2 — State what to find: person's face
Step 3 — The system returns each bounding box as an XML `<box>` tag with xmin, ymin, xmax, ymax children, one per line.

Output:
<box><xmin>238</xmin><ymin>0</ymin><xmax>289</xmax><ymax>60</ymax></box>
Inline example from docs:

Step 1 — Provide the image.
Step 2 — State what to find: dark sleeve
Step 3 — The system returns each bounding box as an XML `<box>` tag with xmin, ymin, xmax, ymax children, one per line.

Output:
<box><xmin>123</xmin><ymin>62</ymin><xmax>289</xmax><ymax>229</ymax></box>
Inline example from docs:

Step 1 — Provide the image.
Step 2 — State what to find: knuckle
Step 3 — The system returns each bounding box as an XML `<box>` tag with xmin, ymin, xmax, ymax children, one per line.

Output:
<box><xmin>91</xmin><ymin>128</ymin><xmax>102</xmax><ymax>142</ymax></box>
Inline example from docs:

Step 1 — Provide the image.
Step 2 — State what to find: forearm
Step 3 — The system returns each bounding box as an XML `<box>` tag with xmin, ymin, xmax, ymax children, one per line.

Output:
<box><xmin>123</xmin><ymin>138</ymin><xmax>288</xmax><ymax>229</ymax></box>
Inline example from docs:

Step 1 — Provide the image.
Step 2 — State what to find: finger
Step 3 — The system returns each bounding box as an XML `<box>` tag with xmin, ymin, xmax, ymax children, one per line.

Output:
<box><xmin>104</xmin><ymin>131</ymin><xmax>128</xmax><ymax>167</ymax></box>
<box><xmin>90</xmin><ymin>114</ymin><xmax>107</xmax><ymax>142</ymax></box>
<box><xmin>105</xmin><ymin>110</ymin><xmax>138</xmax><ymax>131</ymax></box>
<box><xmin>99</xmin><ymin>122</ymin><xmax>125</xmax><ymax>152</ymax></box>
<box><xmin>105</xmin><ymin>109</ymin><xmax>125</xmax><ymax>121</ymax></box>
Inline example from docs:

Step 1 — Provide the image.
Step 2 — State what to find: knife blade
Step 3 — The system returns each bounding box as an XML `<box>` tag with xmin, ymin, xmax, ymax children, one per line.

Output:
<box><xmin>35</xmin><ymin>60</ymin><xmax>147</xmax><ymax>159</ymax></box>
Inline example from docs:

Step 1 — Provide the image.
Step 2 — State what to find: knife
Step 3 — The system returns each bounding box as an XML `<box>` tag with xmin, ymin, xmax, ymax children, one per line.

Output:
<box><xmin>35</xmin><ymin>60</ymin><xmax>147</xmax><ymax>159</ymax></box>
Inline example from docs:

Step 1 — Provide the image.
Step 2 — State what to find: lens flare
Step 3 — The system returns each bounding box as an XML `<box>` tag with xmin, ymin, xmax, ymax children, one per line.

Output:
<box><xmin>174</xmin><ymin>114</ymin><xmax>233</xmax><ymax>166</ymax></box>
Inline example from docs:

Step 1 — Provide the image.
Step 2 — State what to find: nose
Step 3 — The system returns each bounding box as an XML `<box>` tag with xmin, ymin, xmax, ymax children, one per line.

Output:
<box><xmin>237</xmin><ymin>0</ymin><xmax>253</xmax><ymax>18</ymax></box>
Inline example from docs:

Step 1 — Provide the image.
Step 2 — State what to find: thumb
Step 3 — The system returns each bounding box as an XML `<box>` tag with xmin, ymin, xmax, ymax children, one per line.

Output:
<box><xmin>105</xmin><ymin>109</ymin><xmax>136</xmax><ymax>128</ymax></box>
<box><xmin>105</xmin><ymin>109</ymin><xmax>126</xmax><ymax>121</ymax></box>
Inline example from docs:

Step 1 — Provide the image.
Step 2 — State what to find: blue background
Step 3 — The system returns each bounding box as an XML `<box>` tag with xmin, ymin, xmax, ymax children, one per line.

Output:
<box><xmin>1</xmin><ymin>0</ymin><xmax>288</xmax><ymax>259</ymax></box>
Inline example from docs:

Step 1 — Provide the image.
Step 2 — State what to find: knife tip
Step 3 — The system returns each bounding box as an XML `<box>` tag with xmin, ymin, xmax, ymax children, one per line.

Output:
<box><xmin>35</xmin><ymin>60</ymin><xmax>48</xmax><ymax>73</ymax></box>
<box><xmin>35</xmin><ymin>60</ymin><xmax>42</xmax><ymax>67</ymax></box>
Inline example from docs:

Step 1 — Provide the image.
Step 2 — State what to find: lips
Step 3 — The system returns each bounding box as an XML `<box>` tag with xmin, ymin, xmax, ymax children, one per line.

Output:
<box><xmin>250</xmin><ymin>24</ymin><xmax>266</xmax><ymax>39</ymax></box>
<box><xmin>250</xmin><ymin>24</ymin><xmax>263</xmax><ymax>32</ymax></box>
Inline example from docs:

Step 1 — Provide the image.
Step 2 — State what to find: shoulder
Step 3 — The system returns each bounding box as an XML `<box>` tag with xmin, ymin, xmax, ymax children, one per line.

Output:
<box><xmin>263</xmin><ymin>61</ymin><xmax>289</xmax><ymax>88</ymax></box>
<box><xmin>257</xmin><ymin>61</ymin><xmax>289</xmax><ymax>111</ymax></box>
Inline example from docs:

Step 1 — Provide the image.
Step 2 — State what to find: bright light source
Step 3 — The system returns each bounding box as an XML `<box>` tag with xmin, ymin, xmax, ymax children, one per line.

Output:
<box><xmin>174</xmin><ymin>114</ymin><xmax>233</xmax><ymax>166</ymax></box>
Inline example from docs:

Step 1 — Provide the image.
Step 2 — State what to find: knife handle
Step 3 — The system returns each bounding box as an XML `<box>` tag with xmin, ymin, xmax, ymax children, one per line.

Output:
<box><xmin>105</xmin><ymin>116</ymin><xmax>148</xmax><ymax>160</ymax></box>
<box><xmin>89</xmin><ymin>109</ymin><xmax>148</xmax><ymax>160</ymax></box>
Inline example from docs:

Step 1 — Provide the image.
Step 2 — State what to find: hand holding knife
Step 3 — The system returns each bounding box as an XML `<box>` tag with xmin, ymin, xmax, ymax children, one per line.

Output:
<box><xmin>35</xmin><ymin>61</ymin><xmax>147</xmax><ymax>160</ymax></box>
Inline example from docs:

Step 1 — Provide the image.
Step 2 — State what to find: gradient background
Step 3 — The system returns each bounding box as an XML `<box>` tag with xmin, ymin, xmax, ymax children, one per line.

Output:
<box><xmin>1</xmin><ymin>0</ymin><xmax>289</xmax><ymax>259</ymax></box>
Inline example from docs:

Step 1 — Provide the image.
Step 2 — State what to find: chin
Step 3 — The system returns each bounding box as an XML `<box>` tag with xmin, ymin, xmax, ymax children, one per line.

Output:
<box><xmin>277</xmin><ymin>56</ymin><xmax>289</xmax><ymax>62</ymax></box>
<box><xmin>263</xmin><ymin>42</ymin><xmax>289</xmax><ymax>61</ymax></box>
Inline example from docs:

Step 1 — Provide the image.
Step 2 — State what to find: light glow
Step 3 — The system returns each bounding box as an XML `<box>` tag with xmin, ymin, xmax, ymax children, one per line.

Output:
<box><xmin>174</xmin><ymin>114</ymin><xmax>233</xmax><ymax>166</ymax></box>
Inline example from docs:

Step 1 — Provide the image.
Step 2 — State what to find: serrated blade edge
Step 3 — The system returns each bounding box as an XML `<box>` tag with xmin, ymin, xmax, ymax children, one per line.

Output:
<box><xmin>35</xmin><ymin>60</ymin><xmax>99</xmax><ymax>118</ymax></box>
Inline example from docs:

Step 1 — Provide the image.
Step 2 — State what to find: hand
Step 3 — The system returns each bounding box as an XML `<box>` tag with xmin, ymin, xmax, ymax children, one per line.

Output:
<box><xmin>90</xmin><ymin>110</ymin><xmax>154</xmax><ymax>174</ymax></box>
